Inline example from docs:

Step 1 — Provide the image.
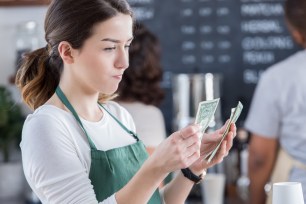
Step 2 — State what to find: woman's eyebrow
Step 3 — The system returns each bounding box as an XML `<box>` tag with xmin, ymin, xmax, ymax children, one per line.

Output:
<box><xmin>101</xmin><ymin>37</ymin><xmax>134</xmax><ymax>43</ymax></box>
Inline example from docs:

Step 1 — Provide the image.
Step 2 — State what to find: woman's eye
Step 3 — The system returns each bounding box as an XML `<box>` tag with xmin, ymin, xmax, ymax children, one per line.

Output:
<box><xmin>104</xmin><ymin>47</ymin><xmax>116</xmax><ymax>51</ymax></box>
<box><xmin>124</xmin><ymin>45</ymin><xmax>131</xmax><ymax>50</ymax></box>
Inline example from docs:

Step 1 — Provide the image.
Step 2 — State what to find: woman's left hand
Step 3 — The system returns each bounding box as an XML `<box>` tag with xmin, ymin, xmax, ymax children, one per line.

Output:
<box><xmin>189</xmin><ymin>121</ymin><xmax>236</xmax><ymax>175</ymax></box>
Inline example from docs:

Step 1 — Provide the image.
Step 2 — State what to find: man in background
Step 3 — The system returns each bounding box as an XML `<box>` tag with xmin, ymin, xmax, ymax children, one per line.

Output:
<box><xmin>245</xmin><ymin>0</ymin><xmax>306</xmax><ymax>203</ymax></box>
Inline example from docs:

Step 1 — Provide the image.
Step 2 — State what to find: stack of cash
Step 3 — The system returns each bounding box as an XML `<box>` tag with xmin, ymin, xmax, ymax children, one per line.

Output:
<box><xmin>194</xmin><ymin>99</ymin><xmax>243</xmax><ymax>163</ymax></box>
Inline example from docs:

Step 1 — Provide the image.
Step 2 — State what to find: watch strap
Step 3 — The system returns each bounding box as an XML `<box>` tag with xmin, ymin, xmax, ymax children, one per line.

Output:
<box><xmin>181</xmin><ymin>168</ymin><xmax>204</xmax><ymax>184</ymax></box>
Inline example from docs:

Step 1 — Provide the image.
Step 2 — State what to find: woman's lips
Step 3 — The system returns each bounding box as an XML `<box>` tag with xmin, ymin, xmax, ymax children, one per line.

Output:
<box><xmin>113</xmin><ymin>75</ymin><xmax>123</xmax><ymax>80</ymax></box>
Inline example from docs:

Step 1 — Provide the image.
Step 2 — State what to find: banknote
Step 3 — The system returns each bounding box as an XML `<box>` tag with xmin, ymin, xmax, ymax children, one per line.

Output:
<box><xmin>231</xmin><ymin>102</ymin><xmax>243</xmax><ymax>124</ymax></box>
<box><xmin>194</xmin><ymin>98</ymin><xmax>220</xmax><ymax>134</ymax></box>
<box><xmin>205</xmin><ymin>101</ymin><xmax>243</xmax><ymax>163</ymax></box>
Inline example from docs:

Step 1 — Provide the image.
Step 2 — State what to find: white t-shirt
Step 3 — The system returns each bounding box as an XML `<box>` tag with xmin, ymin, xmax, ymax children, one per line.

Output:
<box><xmin>245</xmin><ymin>49</ymin><xmax>306</xmax><ymax>200</ymax></box>
<box><xmin>118</xmin><ymin>102</ymin><xmax>167</xmax><ymax>147</ymax></box>
<box><xmin>21</xmin><ymin>101</ymin><xmax>137</xmax><ymax>204</ymax></box>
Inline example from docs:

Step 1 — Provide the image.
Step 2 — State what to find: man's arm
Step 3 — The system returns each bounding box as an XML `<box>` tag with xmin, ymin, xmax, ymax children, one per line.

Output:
<box><xmin>248</xmin><ymin>134</ymin><xmax>278</xmax><ymax>204</ymax></box>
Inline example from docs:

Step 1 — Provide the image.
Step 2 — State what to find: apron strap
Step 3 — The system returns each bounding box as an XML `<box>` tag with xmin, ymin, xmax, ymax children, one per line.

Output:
<box><xmin>55</xmin><ymin>87</ymin><xmax>97</xmax><ymax>150</ymax></box>
<box><xmin>99</xmin><ymin>103</ymin><xmax>139</xmax><ymax>142</ymax></box>
<box><xmin>55</xmin><ymin>86</ymin><xmax>139</xmax><ymax>150</ymax></box>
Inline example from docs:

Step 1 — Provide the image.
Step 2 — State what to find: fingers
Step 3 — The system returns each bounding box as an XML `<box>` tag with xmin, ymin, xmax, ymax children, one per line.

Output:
<box><xmin>225</xmin><ymin>132</ymin><xmax>234</xmax><ymax>153</ymax></box>
<box><xmin>167</xmin><ymin>137</ymin><xmax>201</xmax><ymax>169</ymax></box>
<box><xmin>170</xmin><ymin>125</ymin><xmax>202</xmax><ymax>168</ymax></box>
<box><xmin>204</xmin><ymin>130</ymin><xmax>234</xmax><ymax>166</ymax></box>
<box><xmin>219</xmin><ymin>123</ymin><xmax>235</xmax><ymax>155</ymax></box>
<box><xmin>202</xmin><ymin>132</ymin><xmax>221</xmax><ymax>143</ymax></box>
<box><xmin>183</xmin><ymin>132</ymin><xmax>201</xmax><ymax>148</ymax></box>
<box><xmin>224</xmin><ymin>123</ymin><xmax>236</xmax><ymax>152</ymax></box>
<box><xmin>177</xmin><ymin>125</ymin><xmax>201</xmax><ymax>157</ymax></box>
<box><xmin>171</xmin><ymin>125</ymin><xmax>201</xmax><ymax>149</ymax></box>
<box><xmin>178</xmin><ymin>124</ymin><xmax>200</xmax><ymax>140</ymax></box>
<box><xmin>229</xmin><ymin>123</ymin><xmax>237</xmax><ymax>137</ymax></box>
<box><xmin>206</xmin><ymin>140</ymin><xmax>227</xmax><ymax>165</ymax></box>
<box><xmin>184</xmin><ymin>138</ymin><xmax>201</xmax><ymax>157</ymax></box>
<box><xmin>215</xmin><ymin>140</ymin><xmax>227</xmax><ymax>161</ymax></box>
<box><xmin>186</xmin><ymin>149</ymin><xmax>201</xmax><ymax>167</ymax></box>
<box><xmin>218</xmin><ymin>119</ymin><xmax>230</xmax><ymax>134</ymax></box>
<box><xmin>213</xmin><ymin>129</ymin><xmax>234</xmax><ymax>160</ymax></box>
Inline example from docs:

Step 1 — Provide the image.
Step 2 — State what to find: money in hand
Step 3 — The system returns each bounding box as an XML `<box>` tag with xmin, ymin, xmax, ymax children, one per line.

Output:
<box><xmin>194</xmin><ymin>98</ymin><xmax>220</xmax><ymax>134</ymax></box>
<box><xmin>205</xmin><ymin>101</ymin><xmax>243</xmax><ymax>163</ymax></box>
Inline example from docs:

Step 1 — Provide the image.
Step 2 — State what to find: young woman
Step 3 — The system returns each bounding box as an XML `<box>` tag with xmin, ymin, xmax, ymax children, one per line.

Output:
<box><xmin>16</xmin><ymin>0</ymin><xmax>236</xmax><ymax>203</ymax></box>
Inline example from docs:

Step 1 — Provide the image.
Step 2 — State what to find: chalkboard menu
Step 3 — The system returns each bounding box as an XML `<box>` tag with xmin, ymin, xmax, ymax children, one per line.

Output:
<box><xmin>128</xmin><ymin>0</ymin><xmax>301</xmax><ymax>132</ymax></box>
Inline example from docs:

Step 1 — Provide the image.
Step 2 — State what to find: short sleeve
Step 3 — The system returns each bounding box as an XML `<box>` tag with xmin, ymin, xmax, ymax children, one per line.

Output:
<box><xmin>244</xmin><ymin>71</ymin><xmax>281</xmax><ymax>138</ymax></box>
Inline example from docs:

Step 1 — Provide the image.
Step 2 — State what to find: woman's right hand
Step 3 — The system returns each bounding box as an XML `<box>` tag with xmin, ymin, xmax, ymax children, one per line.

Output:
<box><xmin>148</xmin><ymin>124</ymin><xmax>202</xmax><ymax>174</ymax></box>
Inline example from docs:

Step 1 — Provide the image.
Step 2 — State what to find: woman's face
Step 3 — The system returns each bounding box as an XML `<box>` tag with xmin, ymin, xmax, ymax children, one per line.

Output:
<box><xmin>71</xmin><ymin>13</ymin><xmax>133</xmax><ymax>95</ymax></box>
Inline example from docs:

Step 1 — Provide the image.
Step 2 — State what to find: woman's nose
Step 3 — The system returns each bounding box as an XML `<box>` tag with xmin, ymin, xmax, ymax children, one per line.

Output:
<box><xmin>114</xmin><ymin>48</ymin><xmax>129</xmax><ymax>69</ymax></box>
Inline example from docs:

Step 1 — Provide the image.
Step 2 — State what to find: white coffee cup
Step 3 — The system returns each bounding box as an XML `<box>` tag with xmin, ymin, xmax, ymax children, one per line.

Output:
<box><xmin>201</xmin><ymin>173</ymin><xmax>225</xmax><ymax>204</ymax></box>
<box><xmin>272</xmin><ymin>182</ymin><xmax>304</xmax><ymax>204</ymax></box>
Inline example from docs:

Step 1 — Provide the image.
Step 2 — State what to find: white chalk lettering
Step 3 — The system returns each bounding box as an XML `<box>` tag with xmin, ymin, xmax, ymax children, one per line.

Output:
<box><xmin>128</xmin><ymin>0</ymin><xmax>152</xmax><ymax>3</ymax></box>
<box><xmin>132</xmin><ymin>7</ymin><xmax>154</xmax><ymax>20</ymax></box>
<box><xmin>243</xmin><ymin>51</ymin><xmax>274</xmax><ymax>65</ymax></box>
<box><xmin>241</xmin><ymin>3</ymin><xmax>283</xmax><ymax>16</ymax></box>
<box><xmin>199</xmin><ymin>26</ymin><xmax>213</xmax><ymax>34</ymax></box>
<box><xmin>199</xmin><ymin>8</ymin><xmax>213</xmax><ymax>16</ymax></box>
<box><xmin>243</xmin><ymin>69</ymin><xmax>264</xmax><ymax>84</ymax></box>
<box><xmin>241</xmin><ymin>20</ymin><xmax>283</xmax><ymax>33</ymax></box>
<box><xmin>181</xmin><ymin>25</ymin><xmax>196</xmax><ymax>34</ymax></box>
<box><xmin>182</xmin><ymin>55</ymin><xmax>196</xmax><ymax>64</ymax></box>
<box><xmin>241</xmin><ymin>0</ymin><xmax>278</xmax><ymax>2</ymax></box>
<box><xmin>217</xmin><ymin>7</ymin><xmax>230</xmax><ymax>16</ymax></box>
<box><xmin>201</xmin><ymin>41</ymin><xmax>214</xmax><ymax>50</ymax></box>
<box><xmin>182</xmin><ymin>41</ymin><xmax>196</xmax><ymax>50</ymax></box>
<box><xmin>217</xmin><ymin>25</ymin><xmax>230</xmax><ymax>34</ymax></box>
<box><xmin>202</xmin><ymin>55</ymin><xmax>215</xmax><ymax>63</ymax></box>
<box><xmin>242</xmin><ymin>36</ymin><xmax>294</xmax><ymax>50</ymax></box>
<box><xmin>218</xmin><ymin>41</ymin><xmax>231</xmax><ymax>49</ymax></box>
<box><xmin>181</xmin><ymin>8</ymin><xmax>194</xmax><ymax>17</ymax></box>
<box><xmin>218</xmin><ymin>55</ymin><xmax>231</xmax><ymax>63</ymax></box>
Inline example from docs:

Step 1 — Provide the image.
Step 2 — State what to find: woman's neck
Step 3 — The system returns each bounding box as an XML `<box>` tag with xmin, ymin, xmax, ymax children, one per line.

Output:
<box><xmin>47</xmin><ymin>83</ymin><xmax>103</xmax><ymax>122</ymax></box>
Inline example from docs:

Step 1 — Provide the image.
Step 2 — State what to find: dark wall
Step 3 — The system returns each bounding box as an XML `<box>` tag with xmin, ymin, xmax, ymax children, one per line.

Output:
<box><xmin>128</xmin><ymin>0</ymin><xmax>301</xmax><ymax>134</ymax></box>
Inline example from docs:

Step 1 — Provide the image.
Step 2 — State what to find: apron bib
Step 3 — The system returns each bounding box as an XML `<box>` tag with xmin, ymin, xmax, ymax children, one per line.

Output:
<box><xmin>56</xmin><ymin>87</ymin><xmax>162</xmax><ymax>203</ymax></box>
<box><xmin>266</xmin><ymin>147</ymin><xmax>306</xmax><ymax>204</ymax></box>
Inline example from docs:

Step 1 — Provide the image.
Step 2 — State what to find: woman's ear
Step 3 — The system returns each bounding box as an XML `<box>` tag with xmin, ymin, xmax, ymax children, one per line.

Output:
<box><xmin>58</xmin><ymin>41</ymin><xmax>74</xmax><ymax>64</ymax></box>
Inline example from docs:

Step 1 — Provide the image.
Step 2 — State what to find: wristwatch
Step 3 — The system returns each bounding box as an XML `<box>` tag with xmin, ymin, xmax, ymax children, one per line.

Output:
<box><xmin>181</xmin><ymin>168</ymin><xmax>205</xmax><ymax>184</ymax></box>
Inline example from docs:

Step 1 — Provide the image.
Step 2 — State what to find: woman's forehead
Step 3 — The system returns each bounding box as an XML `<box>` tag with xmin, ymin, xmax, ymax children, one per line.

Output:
<box><xmin>92</xmin><ymin>14</ymin><xmax>133</xmax><ymax>41</ymax></box>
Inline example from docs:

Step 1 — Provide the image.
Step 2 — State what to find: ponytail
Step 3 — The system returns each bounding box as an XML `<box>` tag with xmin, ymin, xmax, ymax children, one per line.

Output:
<box><xmin>15</xmin><ymin>46</ymin><xmax>62</xmax><ymax>110</ymax></box>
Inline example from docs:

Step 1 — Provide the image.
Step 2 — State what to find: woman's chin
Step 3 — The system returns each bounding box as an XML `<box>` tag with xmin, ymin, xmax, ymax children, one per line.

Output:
<box><xmin>102</xmin><ymin>86</ymin><xmax>119</xmax><ymax>95</ymax></box>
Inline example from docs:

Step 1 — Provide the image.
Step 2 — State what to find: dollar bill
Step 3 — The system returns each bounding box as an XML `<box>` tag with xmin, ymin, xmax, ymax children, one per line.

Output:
<box><xmin>205</xmin><ymin>101</ymin><xmax>243</xmax><ymax>163</ymax></box>
<box><xmin>231</xmin><ymin>102</ymin><xmax>243</xmax><ymax>124</ymax></box>
<box><xmin>195</xmin><ymin>98</ymin><xmax>220</xmax><ymax>134</ymax></box>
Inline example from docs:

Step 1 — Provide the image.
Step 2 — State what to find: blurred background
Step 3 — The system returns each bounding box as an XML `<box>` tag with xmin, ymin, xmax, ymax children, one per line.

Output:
<box><xmin>0</xmin><ymin>0</ymin><xmax>302</xmax><ymax>204</ymax></box>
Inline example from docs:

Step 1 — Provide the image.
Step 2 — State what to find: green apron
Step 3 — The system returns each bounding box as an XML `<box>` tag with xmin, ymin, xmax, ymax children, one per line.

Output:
<box><xmin>55</xmin><ymin>87</ymin><xmax>162</xmax><ymax>203</ymax></box>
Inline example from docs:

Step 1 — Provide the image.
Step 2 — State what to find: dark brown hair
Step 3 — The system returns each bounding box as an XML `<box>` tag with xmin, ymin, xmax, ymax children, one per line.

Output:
<box><xmin>116</xmin><ymin>23</ymin><xmax>164</xmax><ymax>106</ymax></box>
<box><xmin>285</xmin><ymin>0</ymin><xmax>306</xmax><ymax>38</ymax></box>
<box><xmin>16</xmin><ymin>0</ymin><xmax>133</xmax><ymax>110</ymax></box>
